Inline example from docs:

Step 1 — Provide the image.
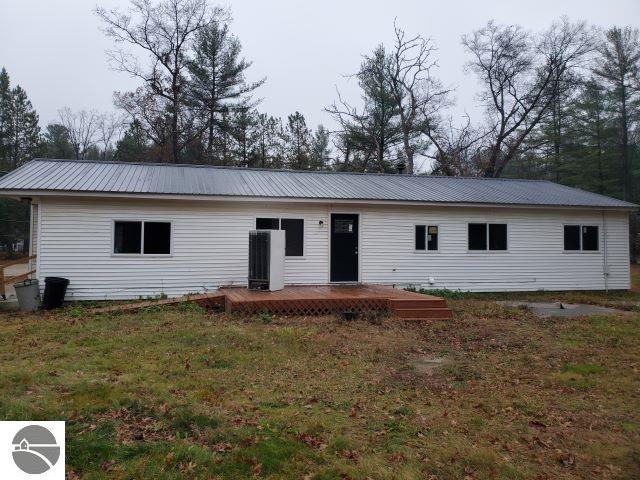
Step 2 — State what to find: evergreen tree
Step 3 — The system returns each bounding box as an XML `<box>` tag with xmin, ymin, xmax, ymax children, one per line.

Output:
<box><xmin>43</xmin><ymin>123</ymin><xmax>74</xmax><ymax>159</ymax></box>
<box><xmin>0</xmin><ymin>68</ymin><xmax>13</xmax><ymax>172</ymax></box>
<box><xmin>565</xmin><ymin>80</ymin><xmax>619</xmax><ymax>195</ymax></box>
<box><xmin>187</xmin><ymin>17</ymin><xmax>265</xmax><ymax>162</ymax></box>
<box><xmin>327</xmin><ymin>45</ymin><xmax>402</xmax><ymax>172</ymax></box>
<box><xmin>253</xmin><ymin>113</ymin><xmax>284</xmax><ymax>169</ymax></box>
<box><xmin>115</xmin><ymin>120</ymin><xmax>151</xmax><ymax>162</ymax></box>
<box><xmin>7</xmin><ymin>85</ymin><xmax>41</xmax><ymax>169</ymax></box>
<box><xmin>229</xmin><ymin>104</ymin><xmax>257</xmax><ymax>167</ymax></box>
<box><xmin>593</xmin><ymin>26</ymin><xmax>640</xmax><ymax>201</ymax></box>
<box><xmin>283</xmin><ymin>112</ymin><xmax>311</xmax><ymax>170</ymax></box>
<box><xmin>309</xmin><ymin>125</ymin><xmax>331</xmax><ymax>170</ymax></box>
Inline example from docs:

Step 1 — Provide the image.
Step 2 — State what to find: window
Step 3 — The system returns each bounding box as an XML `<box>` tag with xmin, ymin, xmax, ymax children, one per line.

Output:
<box><xmin>564</xmin><ymin>225</ymin><xmax>580</xmax><ymax>251</ymax></box>
<box><xmin>468</xmin><ymin>223</ymin><xmax>487</xmax><ymax>250</ymax></box>
<box><xmin>415</xmin><ymin>225</ymin><xmax>438</xmax><ymax>251</ymax></box>
<box><xmin>256</xmin><ymin>217</ymin><xmax>279</xmax><ymax>230</ymax></box>
<box><xmin>415</xmin><ymin>225</ymin><xmax>426</xmax><ymax>250</ymax></box>
<box><xmin>256</xmin><ymin>217</ymin><xmax>304</xmax><ymax>257</ymax></box>
<box><xmin>114</xmin><ymin>221</ymin><xmax>171</xmax><ymax>255</ymax></box>
<box><xmin>427</xmin><ymin>225</ymin><xmax>439</xmax><ymax>251</ymax></box>
<box><xmin>281</xmin><ymin>218</ymin><xmax>304</xmax><ymax>256</ymax></box>
<box><xmin>564</xmin><ymin>225</ymin><xmax>599</xmax><ymax>252</ymax></box>
<box><xmin>582</xmin><ymin>226</ymin><xmax>599</xmax><ymax>251</ymax></box>
<box><xmin>489</xmin><ymin>224</ymin><xmax>507</xmax><ymax>250</ymax></box>
<box><xmin>144</xmin><ymin>222</ymin><xmax>171</xmax><ymax>254</ymax></box>
<box><xmin>114</xmin><ymin>221</ymin><xmax>142</xmax><ymax>254</ymax></box>
<box><xmin>468</xmin><ymin>223</ymin><xmax>507</xmax><ymax>251</ymax></box>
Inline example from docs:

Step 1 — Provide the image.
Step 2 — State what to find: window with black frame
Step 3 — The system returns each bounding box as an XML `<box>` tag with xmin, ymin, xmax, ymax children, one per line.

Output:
<box><xmin>468</xmin><ymin>223</ymin><xmax>507</xmax><ymax>251</ymax></box>
<box><xmin>564</xmin><ymin>225</ymin><xmax>598</xmax><ymax>251</ymax></box>
<box><xmin>256</xmin><ymin>217</ymin><xmax>304</xmax><ymax>256</ymax></box>
<box><xmin>114</xmin><ymin>220</ymin><xmax>171</xmax><ymax>255</ymax></box>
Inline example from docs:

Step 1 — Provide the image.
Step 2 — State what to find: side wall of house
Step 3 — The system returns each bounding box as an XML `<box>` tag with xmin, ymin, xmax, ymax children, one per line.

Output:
<box><xmin>359</xmin><ymin>204</ymin><xmax>630</xmax><ymax>292</ymax></box>
<box><xmin>37</xmin><ymin>198</ymin><xmax>329</xmax><ymax>300</ymax></box>
<box><xmin>37</xmin><ymin>197</ymin><xmax>630</xmax><ymax>300</ymax></box>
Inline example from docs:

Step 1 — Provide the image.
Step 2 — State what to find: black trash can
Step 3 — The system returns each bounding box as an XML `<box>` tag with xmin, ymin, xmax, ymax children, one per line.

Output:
<box><xmin>42</xmin><ymin>277</ymin><xmax>69</xmax><ymax>310</ymax></box>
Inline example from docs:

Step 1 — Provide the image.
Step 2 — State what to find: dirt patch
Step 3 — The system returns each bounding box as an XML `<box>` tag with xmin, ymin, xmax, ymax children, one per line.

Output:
<box><xmin>497</xmin><ymin>300</ymin><xmax>626</xmax><ymax>318</ymax></box>
<box><xmin>412</xmin><ymin>355</ymin><xmax>448</xmax><ymax>375</ymax></box>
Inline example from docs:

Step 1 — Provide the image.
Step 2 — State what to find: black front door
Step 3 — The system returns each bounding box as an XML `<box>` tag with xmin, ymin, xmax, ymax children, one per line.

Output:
<box><xmin>330</xmin><ymin>213</ymin><xmax>359</xmax><ymax>282</ymax></box>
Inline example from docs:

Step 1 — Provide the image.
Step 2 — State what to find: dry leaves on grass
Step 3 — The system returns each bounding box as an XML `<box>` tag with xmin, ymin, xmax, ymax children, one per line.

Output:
<box><xmin>88</xmin><ymin>407</ymin><xmax>173</xmax><ymax>444</ymax></box>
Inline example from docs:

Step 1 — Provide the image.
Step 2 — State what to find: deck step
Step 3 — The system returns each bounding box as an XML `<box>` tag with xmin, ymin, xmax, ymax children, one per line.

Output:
<box><xmin>393</xmin><ymin>307</ymin><xmax>452</xmax><ymax>320</ymax></box>
<box><xmin>388</xmin><ymin>298</ymin><xmax>447</xmax><ymax>309</ymax></box>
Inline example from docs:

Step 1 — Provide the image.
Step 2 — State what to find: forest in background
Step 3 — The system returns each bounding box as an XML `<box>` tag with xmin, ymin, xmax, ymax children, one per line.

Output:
<box><xmin>0</xmin><ymin>0</ymin><xmax>638</xmax><ymax>256</ymax></box>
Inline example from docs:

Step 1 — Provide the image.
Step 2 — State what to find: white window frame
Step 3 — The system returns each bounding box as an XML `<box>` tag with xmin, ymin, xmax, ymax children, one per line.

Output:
<box><xmin>562</xmin><ymin>224</ymin><xmax>600</xmax><ymax>253</ymax></box>
<box><xmin>467</xmin><ymin>222</ymin><xmax>509</xmax><ymax>253</ymax></box>
<box><xmin>255</xmin><ymin>216</ymin><xmax>305</xmax><ymax>258</ymax></box>
<box><xmin>414</xmin><ymin>224</ymin><xmax>440</xmax><ymax>253</ymax></box>
<box><xmin>112</xmin><ymin>219</ymin><xmax>173</xmax><ymax>257</ymax></box>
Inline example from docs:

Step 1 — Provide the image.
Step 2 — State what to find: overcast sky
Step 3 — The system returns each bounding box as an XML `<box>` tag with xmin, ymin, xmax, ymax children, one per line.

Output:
<box><xmin>1</xmin><ymin>0</ymin><xmax>639</xmax><ymax>144</ymax></box>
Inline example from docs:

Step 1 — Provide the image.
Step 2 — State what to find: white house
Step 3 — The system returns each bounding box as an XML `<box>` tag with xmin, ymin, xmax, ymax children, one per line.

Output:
<box><xmin>0</xmin><ymin>159</ymin><xmax>635</xmax><ymax>300</ymax></box>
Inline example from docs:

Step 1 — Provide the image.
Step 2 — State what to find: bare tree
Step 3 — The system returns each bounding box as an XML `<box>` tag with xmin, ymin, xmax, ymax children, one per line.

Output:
<box><xmin>96</xmin><ymin>0</ymin><xmax>215</xmax><ymax>162</ymax></box>
<box><xmin>58</xmin><ymin>108</ymin><xmax>100</xmax><ymax>160</ymax></box>
<box><xmin>463</xmin><ymin>19</ymin><xmax>593</xmax><ymax>177</ymax></box>
<box><xmin>386</xmin><ymin>22</ymin><xmax>451</xmax><ymax>173</ymax></box>
<box><xmin>96</xmin><ymin>113</ymin><xmax>127</xmax><ymax>160</ymax></box>
<box><xmin>425</xmin><ymin>114</ymin><xmax>490</xmax><ymax>176</ymax></box>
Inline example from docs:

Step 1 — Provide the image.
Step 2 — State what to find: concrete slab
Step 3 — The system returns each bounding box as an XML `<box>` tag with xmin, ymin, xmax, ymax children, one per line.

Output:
<box><xmin>497</xmin><ymin>301</ymin><xmax>624</xmax><ymax>318</ymax></box>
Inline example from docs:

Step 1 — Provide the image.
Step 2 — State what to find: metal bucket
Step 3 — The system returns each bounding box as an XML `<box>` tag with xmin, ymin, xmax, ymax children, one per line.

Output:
<box><xmin>14</xmin><ymin>279</ymin><xmax>40</xmax><ymax>312</ymax></box>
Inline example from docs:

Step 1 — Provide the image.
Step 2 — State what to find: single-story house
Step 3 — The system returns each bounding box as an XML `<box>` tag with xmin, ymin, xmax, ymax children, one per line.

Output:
<box><xmin>0</xmin><ymin>158</ymin><xmax>636</xmax><ymax>300</ymax></box>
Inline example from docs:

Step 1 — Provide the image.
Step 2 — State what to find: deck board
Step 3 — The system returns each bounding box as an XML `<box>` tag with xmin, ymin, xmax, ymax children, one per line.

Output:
<box><xmin>91</xmin><ymin>285</ymin><xmax>450</xmax><ymax>320</ymax></box>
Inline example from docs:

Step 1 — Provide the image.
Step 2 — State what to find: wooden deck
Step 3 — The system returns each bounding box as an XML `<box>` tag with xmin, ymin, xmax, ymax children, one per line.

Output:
<box><xmin>91</xmin><ymin>285</ymin><xmax>452</xmax><ymax>320</ymax></box>
<box><xmin>221</xmin><ymin>285</ymin><xmax>451</xmax><ymax>320</ymax></box>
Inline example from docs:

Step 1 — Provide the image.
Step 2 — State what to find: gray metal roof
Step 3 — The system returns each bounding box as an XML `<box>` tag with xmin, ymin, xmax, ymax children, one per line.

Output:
<box><xmin>0</xmin><ymin>159</ymin><xmax>635</xmax><ymax>209</ymax></box>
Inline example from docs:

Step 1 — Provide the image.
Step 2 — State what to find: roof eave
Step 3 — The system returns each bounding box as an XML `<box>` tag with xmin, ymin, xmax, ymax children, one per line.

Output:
<box><xmin>0</xmin><ymin>189</ymin><xmax>636</xmax><ymax>211</ymax></box>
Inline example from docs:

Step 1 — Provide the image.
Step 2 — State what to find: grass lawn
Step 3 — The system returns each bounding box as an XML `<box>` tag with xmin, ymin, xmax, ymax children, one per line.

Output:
<box><xmin>1</xmin><ymin>292</ymin><xmax>639</xmax><ymax>479</ymax></box>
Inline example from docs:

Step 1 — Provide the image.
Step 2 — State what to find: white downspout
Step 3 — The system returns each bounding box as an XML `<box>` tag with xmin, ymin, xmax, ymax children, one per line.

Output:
<box><xmin>602</xmin><ymin>210</ymin><xmax>608</xmax><ymax>293</ymax></box>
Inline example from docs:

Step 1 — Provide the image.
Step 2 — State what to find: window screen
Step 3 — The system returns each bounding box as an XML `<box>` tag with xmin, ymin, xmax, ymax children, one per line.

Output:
<box><xmin>582</xmin><ymin>226</ymin><xmax>599</xmax><ymax>251</ymax></box>
<box><xmin>256</xmin><ymin>218</ymin><xmax>279</xmax><ymax>229</ymax></box>
<box><xmin>468</xmin><ymin>223</ymin><xmax>487</xmax><ymax>250</ymax></box>
<box><xmin>281</xmin><ymin>218</ymin><xmax>304</xmax><ymax>256</ymax></box>
<box><xmin>114</xmin><ymin>221</ymin><xmax>142</xmax><ymax>254</ymax></box>
<box><xmin>415</xmin><ymin>225</ymin><xmax>426</xmax><ymax>250</ymax></box>
<box><xmin>564</xmin><ymin>225</ymin><xmax>581</xmax><ymax>251</ymax></box>
<box><xmin>489</xmin><ymin>224</ymin><xmax>507</xmax><ymax>250</ymax></box>
<box><xmin>144</xmin><ymin>222</ymin><xmax>171</xmax><ymax>254</ymax></box>
<box><xmin>427</xmin><ymin>225</ymin><xmax>438</xmax><ymax>250</ymax></box>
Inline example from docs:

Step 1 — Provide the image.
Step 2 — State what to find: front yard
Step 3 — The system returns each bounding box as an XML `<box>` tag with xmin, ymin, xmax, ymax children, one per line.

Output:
<box><xmin>0</xmin><ymin>291</ymin><xmax>639</xmax><ymax>479</ymax></box>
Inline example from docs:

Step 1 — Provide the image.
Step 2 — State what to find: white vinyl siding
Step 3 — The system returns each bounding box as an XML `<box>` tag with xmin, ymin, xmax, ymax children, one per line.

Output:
<box><xmin>36</xmin><ymin>197</ymin><xmax>630</xmax><ymax>299</ymax></box>
<box><xmin>360</xmin><ymin>205</ymin><xmax>629</xmax><ymax>292</ymax></box>
<box><xmin>37</xmin><ymin>198</ymin><xmax>329</xmax><ymax>300</ymax></box>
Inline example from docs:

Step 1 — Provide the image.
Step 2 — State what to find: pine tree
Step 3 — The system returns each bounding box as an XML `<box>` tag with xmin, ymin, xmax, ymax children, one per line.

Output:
<box><xmin>309</xmin><ymin>125</ymin><xmax>331</xmax><ymax>170</ymax></box>
<box><xmin>115</xmin><ymin>120</ymin><xmax>151</xmax><ymax>162</ymax></box>
<box><xmin>283</xmin><ymin>112</ymin><xmax>311</xmax><ymax>170</ymax></box>
<box><xmin>187</xmin><ymin>18</ymin><xmax>265</xmax><ymax>162</ymax></box>
<box><xmin>43</xmin><ymin>124</ymin><xmax>74</xmax><ymax>159</ymax></box>
<box><xmin>0</xmin><ymin>68</ymin><xmax>13</xmax><ymax>172</ymax></box>
<box><xmin>229</xmin><ymin>105</ymin><xmax>257</xmax><ymax>167</ymax></box>
<box><xmin>7</xmin><ymin>85</ymin><xmax>40</xmax><ymax>169</ymax></box>
<box><xmin>593</xmin><ymin>26</ymin><xmax>640</xmax><ymax>201</ymax></box>
<box><xmin>565</xmin><ymin>80</ymin><xmax>619</xmax><ymax>196</ymax></box>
